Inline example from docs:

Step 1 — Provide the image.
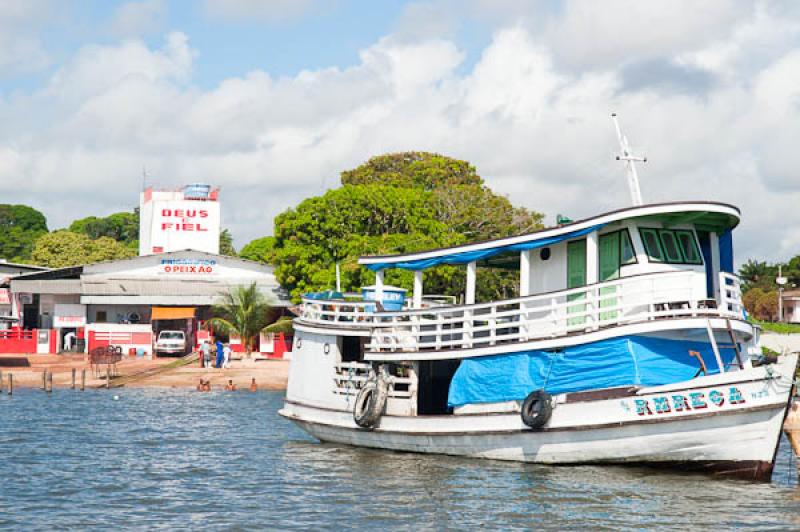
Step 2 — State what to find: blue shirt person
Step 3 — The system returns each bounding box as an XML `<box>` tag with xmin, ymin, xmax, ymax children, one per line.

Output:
<box><xmin>215</xmin><ymin>340</ymin><xmax>225</xmax><ymax>368</ymax></box>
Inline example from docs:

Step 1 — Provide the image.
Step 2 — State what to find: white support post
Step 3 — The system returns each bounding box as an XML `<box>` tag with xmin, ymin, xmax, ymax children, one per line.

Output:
<box><xmin>710</xmin><ymin>232</ymin><xmax>720</xmax><ymax>301</ymax></box>
<box><xmin>520</xmin><ymin>250</ymin><xmax>532</xmax><ymax>296</ymax></box>
<box><xmin>375</xmin><ymin>270</ymin><xmax>385</xmax><ymax>303</ymax></box>
<box><xmin>519</xmin><ymin>250</ymin><xmax>533</xmax><ymax>341</ymax></box>
<box><xmin>706</xmin><ymin>319</ymin><xmax>725</xmax><ymax>374</ymax></box>
<box><xmin>413</xmin><ymin>270</ymin><xmax>423</xmax><ymax>309</ymax></box>
<box><xmin>586</xmin><ymin>231</ymin><xmax>599</xmax><ymax>329</ymax></box>
<box><xmin>466</xmin><ymin>261</ymin><xmax>477</xmax><ymax>305</ymax></box>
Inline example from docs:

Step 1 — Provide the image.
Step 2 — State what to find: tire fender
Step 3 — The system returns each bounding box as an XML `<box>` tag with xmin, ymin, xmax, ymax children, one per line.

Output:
<box><xmin>521</xmin><ymin>389</ymin><xmax>553</xmax><ymax>429</ymax></box>
<box><xmin>353</xmin><ymin>376</ymin><xmax>389</xmax><ymax>429</ymax></box>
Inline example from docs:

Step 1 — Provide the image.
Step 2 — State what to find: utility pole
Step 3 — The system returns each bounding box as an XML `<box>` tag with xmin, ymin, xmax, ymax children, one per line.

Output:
<box><xmin>612</xmin><ymin>113</ymin><xmax>646</xmax><ymax>206</ymax></box>
<box><xmin>777</xmin><ymin>265</ymin><xmax>787</xmax><ymax>322</ymax></box>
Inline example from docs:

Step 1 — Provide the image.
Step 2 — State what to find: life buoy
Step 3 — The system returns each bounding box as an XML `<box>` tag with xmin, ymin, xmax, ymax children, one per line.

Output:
<box><xmin>353</xmin><ymin>377</ymin><xmax>388</xmax><ymax>429</ymax></box>
<box><xmin>521</xmin><ymin>390</ymin><xmax>552</xmax><ymax>429</ymax></box>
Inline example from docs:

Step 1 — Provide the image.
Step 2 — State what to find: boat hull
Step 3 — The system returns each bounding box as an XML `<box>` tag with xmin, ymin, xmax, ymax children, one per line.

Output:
<box><xmin>280</xmin><ymin>354</ymin><xmax>798</xmax><ymax>482</ymax></box>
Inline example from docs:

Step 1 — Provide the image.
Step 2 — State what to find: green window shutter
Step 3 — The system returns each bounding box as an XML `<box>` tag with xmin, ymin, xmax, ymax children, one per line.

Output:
<box><xmin>598</xmin><ymin>232</ymin><xmax>620</xmax><ymax>321</ymax></box>
<box><xmin>567</xmin><ymin>239</ymin><xmax>587</xmax><ymax>326</ymax></box>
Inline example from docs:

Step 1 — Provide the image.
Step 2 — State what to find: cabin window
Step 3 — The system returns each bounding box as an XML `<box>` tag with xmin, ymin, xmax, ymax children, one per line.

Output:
<box><xmin>675</xmin><ymin>230</ymin><xmax>703</xmax><ymax>264</ymax></box>
<box><xmin>660</xmin><ymin>231</ymin><xmax>683</xmax><ymax>263</ymax></box>
<box><xmin>639</xmin><ymin>227</ymin><xmax>703</xmax><ymax>265</ymax></box>
<box><xmin>639</xmin><ymin>228</ymin><xmax>665</xmax><ymax>262</ymax></box>
<box><xmin>620</xmin><ymin>230</ymin><xmax>636</xmax><ymax>265</ymax></box>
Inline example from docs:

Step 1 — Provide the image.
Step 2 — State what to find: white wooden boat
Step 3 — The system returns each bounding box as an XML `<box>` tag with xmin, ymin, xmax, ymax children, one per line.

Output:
<box><xmin>280</xmin><ymin>120</ymin><xmax>798</xmax><ymax>481</ymax></box>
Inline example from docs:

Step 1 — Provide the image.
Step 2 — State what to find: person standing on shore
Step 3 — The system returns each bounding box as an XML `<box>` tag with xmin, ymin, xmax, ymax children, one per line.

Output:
<box><xmin>201</xmin><ymin>340</ymin><xmax>211</xmax><ymax>369</ymax></box>
<box><xmin>215</xmin><ymin>339</ymin><xmax>224</xmax><ymax>368</ymax></box>
<box><xmin>222</xmin><ymin>343</ymin><xmax>231</xmax><ymax>369</ymax></box>
<box><xmin>249</xmin><ymin>378</ymin><xmax>257</xmax><ymax>392</ymax></box>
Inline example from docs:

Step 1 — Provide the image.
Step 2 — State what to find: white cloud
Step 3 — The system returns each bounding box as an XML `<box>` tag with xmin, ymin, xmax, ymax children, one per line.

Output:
<box><xmin>1</xmin><ymin>2</ymin><xmax>800</xmax><ymax>266</ymax></box>
<box><xmin>0</xmin><ymin>0</ymin><xmax>50</xmax><ymax>74</ymax></box>
<box><xmin>109</xmin><ymin>0</ymin><xmax>167</xmax><ymax>38</ymax></box>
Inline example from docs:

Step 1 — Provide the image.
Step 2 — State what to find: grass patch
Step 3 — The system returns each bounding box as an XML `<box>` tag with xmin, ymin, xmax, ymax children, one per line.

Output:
<box><xmin>750</xmin><ymin>319</ymin><xmax>800</xmax><ymax>334</ymax></box>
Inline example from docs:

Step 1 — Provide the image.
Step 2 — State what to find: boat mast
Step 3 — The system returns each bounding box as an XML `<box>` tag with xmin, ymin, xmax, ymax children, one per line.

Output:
<box><xmin>612</xmin><ymin>113</ymin><xmax>646</xmax><ymax>206</ymax></box>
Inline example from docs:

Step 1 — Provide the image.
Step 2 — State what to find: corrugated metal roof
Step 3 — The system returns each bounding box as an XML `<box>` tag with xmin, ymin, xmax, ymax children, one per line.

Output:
<box><xmin>10</xmin><ymin>279</ymin><xmax>83</xmax><ymax>294</ymax></box>
<box><xmin>79</xmin><ymin>277</ymin><xmax>289</xmax><ymax>305</ymax></box>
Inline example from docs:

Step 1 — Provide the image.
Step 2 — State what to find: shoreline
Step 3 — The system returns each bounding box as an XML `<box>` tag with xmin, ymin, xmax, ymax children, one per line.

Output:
<box><xmin>0</xmin><ymin>353</ymin><xmax>289</xmax><ymax>390</ymax></box>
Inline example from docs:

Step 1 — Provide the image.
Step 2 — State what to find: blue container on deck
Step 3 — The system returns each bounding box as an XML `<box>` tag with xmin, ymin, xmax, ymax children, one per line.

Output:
<box><xmin>361</xmin><ymin>285</ymin><xmax>407</xmax><ymax>312</ymax></box>
<box><xmin>183</xmin><ymin>183</ymin><xmax>212</xmax><ymax>199</ymax></box>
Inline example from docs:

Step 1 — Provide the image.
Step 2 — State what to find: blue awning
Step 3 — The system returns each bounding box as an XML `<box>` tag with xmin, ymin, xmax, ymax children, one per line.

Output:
<box><xmin>365</xmin><ymin>224</ymin><xmax>605</xmax><ymax>271</ymax></box>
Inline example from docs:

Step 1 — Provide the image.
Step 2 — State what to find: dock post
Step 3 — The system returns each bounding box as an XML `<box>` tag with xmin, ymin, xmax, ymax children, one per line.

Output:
<box><xmin>81</xmin><ymin>369</ymin><xmax>85</xmax><ymax>391</ymax></box>
<box><xmin>42</xmin><ymin>370</ymin><xmax>47</xmax><ymax>390</ymax></box>
<box><xmin>47</xmin><ymin>371</ymin><xmax>53</xmax><ymax>393</ymax></box>
<box><xmin>72</xmin><ymin>368</ymin><xmax>76</xmax><ymax>389</ymax></box>
<box><xmin>0</xmin><ymin>370</ymin><xmax>3</xmax><ymax>392</ymax></box>
<box><xmin>784</xmin><ymin>399</ymin><xmax>800</xmax><ymax>479</ymax></box>
<box><xmin>8</xmin><ymin>373</ymin><xmax>12</xmax><ymax>395</ymax></box>
<box><xmin>106</xmin><ymin>365</ymin><xmax>110</xmax><ymax>389</ymax></box>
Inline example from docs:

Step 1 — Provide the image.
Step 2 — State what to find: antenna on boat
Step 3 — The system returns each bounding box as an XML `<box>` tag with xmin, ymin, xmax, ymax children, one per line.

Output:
<box><xmin>612</xmin><ymin>113</ymin><xmax>646</xmax><ymax>206</ymax></box>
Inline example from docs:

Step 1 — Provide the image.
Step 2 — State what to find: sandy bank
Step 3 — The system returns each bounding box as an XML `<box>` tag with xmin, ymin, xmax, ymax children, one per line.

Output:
<box><xmin>0</xmin><ymin>353</ymin><xmax>289</xmax><ymax>390</ymax></box>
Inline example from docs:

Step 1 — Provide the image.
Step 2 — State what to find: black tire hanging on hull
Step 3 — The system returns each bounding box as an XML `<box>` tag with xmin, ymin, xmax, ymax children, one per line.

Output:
<box><xmin>354</xmin><ymin>378</ymin><xmax>388</xmax><ymax>429</ymax></box>
<box><xmin>521</xmin><ymin>389</ymin><xmax>552</xmax><ymax>429</ymax></box>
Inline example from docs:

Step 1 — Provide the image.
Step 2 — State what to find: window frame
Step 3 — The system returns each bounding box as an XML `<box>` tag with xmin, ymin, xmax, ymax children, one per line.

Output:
<box><xmin>674</xmin><ymin>230</ymin><xmax>703</xmax><ymax>265</ymax></box>
<box><xmin>639</xmin><ymin>228</ymin><xmax>665</xmax><ymax>263</ymax></box>
<box><xmin>639</xmin><ymin>227</ymin><xmax>704</xmax><ymax>265</ymax></box>
<box><xmin>659</xmin><ymin>230</ymin><xmax>684</xmax><ymax>263</ymax></box>
<box><xmin>619</xmin><ymin>229</ymin><xmax>637</xmax><ymax>265</ymax></box>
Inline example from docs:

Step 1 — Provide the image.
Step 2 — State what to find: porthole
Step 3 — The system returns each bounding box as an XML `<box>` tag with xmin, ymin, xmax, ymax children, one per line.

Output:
<box><xmin>323</xmin><ymin>343</ymin><xmax>330</xmax><ymax>355</ymax></box>
<box><xmin>295</xmin><ymin>337</ymin><xmax>302</xmax><ymax>349</ymax></box>
<box><xmin>540</xmin><ymin>247</ymin><xmax>551</xmax><ymax>261</ymax></box>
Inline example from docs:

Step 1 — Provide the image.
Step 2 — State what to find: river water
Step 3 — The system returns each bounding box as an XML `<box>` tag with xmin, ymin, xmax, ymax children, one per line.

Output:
<box><xmin>1</xmin><ymin>388</ymin><xmax>799</xmax><ymax>530</ymax></box>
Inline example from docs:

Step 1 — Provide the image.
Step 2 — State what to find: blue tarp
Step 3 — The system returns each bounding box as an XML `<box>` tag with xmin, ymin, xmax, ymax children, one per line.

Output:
<box><xmin>447</xmin><ymin>335</ymin><xmax>738</xmax><ymax>407</ymax></box>
<box><xmin>365</xmin><ymin>224</ymin><xmax>606</xmax><ymax>272</ymax></box>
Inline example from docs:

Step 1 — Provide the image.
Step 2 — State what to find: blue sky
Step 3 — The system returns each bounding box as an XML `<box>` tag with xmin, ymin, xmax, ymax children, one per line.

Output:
<box><xmin>1</xmin><ymin>1</ymin><xmax>800</xmax><ymax>264</ymax></box>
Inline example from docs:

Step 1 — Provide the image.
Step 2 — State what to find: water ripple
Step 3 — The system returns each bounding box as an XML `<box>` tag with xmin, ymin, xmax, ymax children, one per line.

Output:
<box><xmin>1</xmin><ymin>388</ymin><xmax>799</xmax><ymax>530</ymax></box>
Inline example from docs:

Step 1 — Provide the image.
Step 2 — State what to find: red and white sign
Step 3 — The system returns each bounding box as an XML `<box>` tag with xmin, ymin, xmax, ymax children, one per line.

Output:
<box><xmin>159</xmin><ymin>258</ymin><xmax>217</xmax><ymax>275</ymax></box>
<box><xmin>54</xmin><ymin>304</ymin><xmax>87</xmax><ymax>328</ymax></box>
<box><xmin>0</xmin><ymin>289</ymin><xmax>10</xmax><ymax>305</ymax></box>
<box><xmin>139</xmin><ymin>192</ymin><xmax>221</xmax><ymax>256</ymax></box>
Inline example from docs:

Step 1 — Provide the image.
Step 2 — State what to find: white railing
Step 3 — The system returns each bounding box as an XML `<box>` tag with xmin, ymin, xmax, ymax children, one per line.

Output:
<box><xmin>300</xmin><ymin>298</ymin><xmax>374</xmax><ymax>327</ymax></box>
<box><xmin>297</xmin><ymin>271</ymin><xmax>746</xmax><ymax>353</ymax></box>
<box><xmin>719</xmin><ymin>272</ymin><xmax>745</xmax><ymax>317</ymax></box>
<box><xmin>367</xmin><ymin>271</ymin><xmax>742</xmax><ymax>353</ymax></box>
<box><xmin>332</xmin><ymin>361</ymin><xmax>414</xmax><ymax>398</ymax></box>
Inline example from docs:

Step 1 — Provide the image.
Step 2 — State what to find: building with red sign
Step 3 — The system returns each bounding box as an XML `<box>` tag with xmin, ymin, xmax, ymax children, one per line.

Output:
<box><xmin>3</xmin><ymin>250</ymin><xmax>290</xmax><ymax>356</ymax></box>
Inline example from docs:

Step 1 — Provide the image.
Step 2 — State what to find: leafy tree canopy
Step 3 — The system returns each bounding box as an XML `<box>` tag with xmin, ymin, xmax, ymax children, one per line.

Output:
<box><xmin>341</xmin><ymin>152</ymin><xmax>483</xmax><ymax>190</ymax></box>
<box><xmin>272</xmin><ymin>152</ymin><xmax>545</xmax><ymax>301</ymax></box>
<box><xmin>220</xmin><ymin>229</ymin><xmax>237</xmax><ymax>256</ymax></box>
<box><xmin>0</xmin><ymin>204</ymin><xmax>48</xmax><ymax>262</ymax></box>
<box><xmin>69</xmin><ymin>210</ymin><xmax>139</xmax><ymax>251</ymax></box>
<box><xmin>30</xmin><ymin>231</ymin><xmax>136</xmax><ymax>268</ymax></box>
<box><xmin>240</xmin><ymin>236</ymin><xmax>276</xmax><ymax>263</ymax></box>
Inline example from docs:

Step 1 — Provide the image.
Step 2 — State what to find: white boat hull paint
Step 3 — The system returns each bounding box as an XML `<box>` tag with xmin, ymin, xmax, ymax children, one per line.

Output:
<box><xmin>280</xmin><ymin>353</ymin><xmax>798</xmax><ymax>481</ymax></box>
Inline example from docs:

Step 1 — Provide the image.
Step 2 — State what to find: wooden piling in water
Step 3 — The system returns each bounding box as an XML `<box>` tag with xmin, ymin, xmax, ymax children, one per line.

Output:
<box><xmin>42</xmin><ymin>370</ymin><xmax>47</xmax><ymax>390</ymax></box>
<box><xmin>0</xmin><ymin>370</ymin><xmax>3</xmax><ymax>392</ymax></box>
<box><xmin>47</xmin><ymin>371</ymin><xmax>53</xmax><ymax>393</ymax></box>
<box><xmin>72</xmin><ymin>368</ymin><xmax>76</xmax><ymax>389</ymax></box>
<box><xmin>81</xmin><ymin>369</ymin><xmax>85</xmax><ymax>391</ymax></box>
<box><xmin>106</xmin><ymin>365</ymin><xmax>110</xmax><ymax>389</ymax></box>
<box><xmin>8</xmin><ymin>373</ymin><xmax>12</xmax><ymax>395</ymax></box>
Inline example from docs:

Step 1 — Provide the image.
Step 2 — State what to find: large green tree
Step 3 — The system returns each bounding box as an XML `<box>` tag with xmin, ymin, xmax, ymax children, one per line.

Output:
<box><xmin>240</xmin><ymin>236</ymin><xmax>276</xmax><ymax>263</ymax></box>
<box><xmin>272</xmin><ymin>152</ymin><xmax>544</xmax><ymax>301</ymax></box>
<box><xmin>0</xmin><ymin>204</ymin><xmax>48</xmax><ymax>262</ymax></box>
<box><xmin>69</xmin><ymin>210</ymin><xmax>139</xmax><ymax>251</ymax></box>
<box><xmin>30</xmin><ymin>231</ymin><xmax>136</xmax><ymax>268</ymax></box>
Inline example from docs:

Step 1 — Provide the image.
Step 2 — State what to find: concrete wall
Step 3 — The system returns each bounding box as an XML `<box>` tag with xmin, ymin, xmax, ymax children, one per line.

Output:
<box><xmin>760</xmin><ymin>332</ymin><xmax>800</xmax><ymax>353</ymax></box>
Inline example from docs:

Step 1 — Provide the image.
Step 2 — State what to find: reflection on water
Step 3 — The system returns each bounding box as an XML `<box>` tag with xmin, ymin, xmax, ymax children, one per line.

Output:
<box><xmin>1</xmin><ymin>388</ymin><xmax>799</xmax><ymax>530</ymax></box>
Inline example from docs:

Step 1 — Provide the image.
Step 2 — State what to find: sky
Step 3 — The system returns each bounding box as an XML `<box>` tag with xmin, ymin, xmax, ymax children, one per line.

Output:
<box><xmin>0</xmin><ymin>0</ymin><xmax>799</xmax><ymax>265</ymax></box>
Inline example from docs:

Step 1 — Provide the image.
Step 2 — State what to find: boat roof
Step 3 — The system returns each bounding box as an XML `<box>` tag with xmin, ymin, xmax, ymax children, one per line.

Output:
<box><xmin>358</xmin><ymin>201</ymin><xmax>740</xmax><ymax>271</ymax></box>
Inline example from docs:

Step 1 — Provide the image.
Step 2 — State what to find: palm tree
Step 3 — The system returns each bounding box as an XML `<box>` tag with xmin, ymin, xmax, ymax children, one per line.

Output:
<box><xmin>207</xmin><ymin>282</ymin><xmax>292</xmax><ymax>357</ymax></box>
